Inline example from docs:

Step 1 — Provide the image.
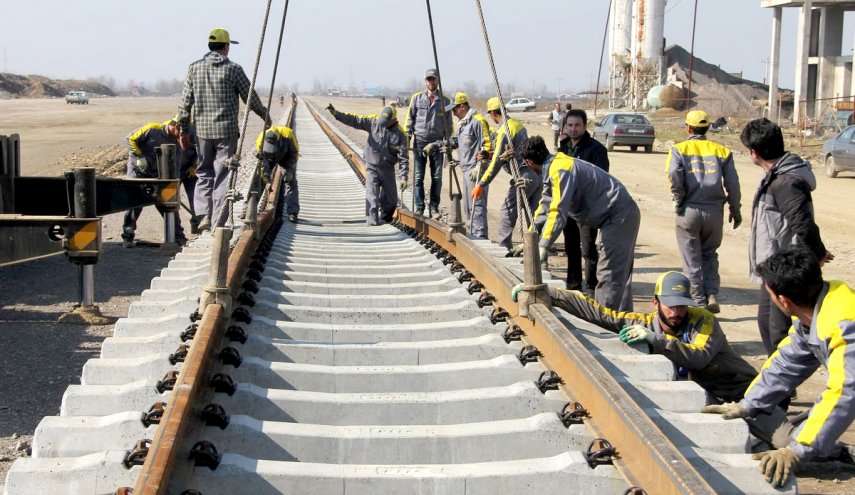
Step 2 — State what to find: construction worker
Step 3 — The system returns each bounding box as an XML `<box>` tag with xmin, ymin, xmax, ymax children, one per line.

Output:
<box><xmin>740</xmin><ymin>118</ymin><xmax>833</xmax><ymax>360</ymax></box>
<box><xmin>471</xmin><ymin>97</ymin><xmax>541</xmax><ymax>252</ymax></box>
<box><xmin>405</xmin><ymin>68</ymin><xmax>452</xmax><ymax>219</ymax></box>
<box><xmin>513</xmin><ymin>270</ymin><xmax>757</xmax><ymax>404</ymax></box>
<box><xmin>175</xmin><ymin>120</ymin><xmax>200</xmax><ymax>234</ymax></box>
<box><xmin>703</xmin><ymin>248</ymin><xmax>855</xmax><ymax>488</ymax></box>
<box><xmin>444</xmin><ymin>92</ymin><xmax>492</xmax><ymax>239</ymax></box>
<box><xmin>255</xmin><ymin>126</ymin><xmax>299</xmax><ymax>223</ymax></box>
<box><xmin>666</xmin><ymin>110</ymin><xmax>742</xmax><ymax>313</ymax></box>
<box><xmin>547</xmin><ymin>102</ymin><xmax>564</xmax><ymax>151</ymax></box>
<box><xmin>327</xmin><ymin>104</ymin><xmax>408</xmax><ymax>226</ymax></box>
<box><xmin>121</xmin><ymin>119</ymin><xmax>187</xmax><ymax>248</ymax></box>
<box><xmin>521</xmin><ymin>135</ymin><xmax>639</xmax><ymax>311</ymax></box>
<box><xmin>176</xmin><ymin>27</ymin><xmax>271</xmax><ymax>232</ymax></box>
<box><xmin>558</xmin><ymin>109</ymin><xmax>609</xmax><ymax>294</ymax></box>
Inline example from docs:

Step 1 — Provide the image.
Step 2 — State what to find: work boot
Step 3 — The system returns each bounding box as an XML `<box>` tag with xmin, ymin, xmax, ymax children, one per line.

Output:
<box><xmin>122</xmin><ymin>239</ymin><xmax>135</xmax><ymax>249</ymax></box>
<box><xmin>429</xmin><ymin>207</ymin><xmax>441</xmax><ymax>220</ymax></box>
<box><xmin>288</xmin><ymin>213</ymin><xmax>298</xmax><ymax>223</ymax></box>
<box><xmin>197</xmin><ymin>215</ymin><xmax>211</xmax><ymax>232</ymax></box>
<box><xmin>189</xmin><ymin>215</ymin><xmax>200</xmax><ymax>235</ymax></box>
<box><xmin>707</xmin><ymin>294</ymin><xmax>720</xmax><ymax>314</ymax></box>
<box><xmin>175</xmin><ymin>236</ymin><xmax>188</xmax><ymax>247</ymax></box>
<box><xmin>415</xmin><ymin>208</ymin><xmax>425</xmax><ymax>216</ymax></box>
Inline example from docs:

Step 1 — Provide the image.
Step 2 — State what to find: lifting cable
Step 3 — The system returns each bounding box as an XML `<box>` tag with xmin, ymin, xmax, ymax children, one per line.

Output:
<box><xmin>423</xmin><ymin>0</ymin><xmax>463</xmax><ymax>205</ymax></box>
<box><xmin>214</xmin><ymin>0</ymin><xmax>274</xmax><ymax>229</ymax></box>
<box><xmin>257</xmin><ymin>0</ymin><xmax>292</xmax><ymax>213</ymax></box>
<box><xmin>473</xmin><ymin>0</ymin><xmax>534</xmax><ymax>234</ymax></box>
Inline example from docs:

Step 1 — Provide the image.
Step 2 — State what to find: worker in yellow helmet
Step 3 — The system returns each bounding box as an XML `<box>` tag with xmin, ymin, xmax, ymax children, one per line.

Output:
<box><xmin>256</xmin><ymin>125</ymin><xmax>299</xmax><ymax>222</ymax></box>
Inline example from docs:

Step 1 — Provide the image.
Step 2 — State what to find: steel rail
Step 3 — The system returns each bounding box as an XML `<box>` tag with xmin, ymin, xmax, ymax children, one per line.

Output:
<box><xmin>129</xmin><ymin>104</ymin><xmax>296</xmax><ymax>495</ymax></box>
<box><xmin>303</xmin><ymin>99</ymin><xmax>716</xmax><ymax>495</ymax></box>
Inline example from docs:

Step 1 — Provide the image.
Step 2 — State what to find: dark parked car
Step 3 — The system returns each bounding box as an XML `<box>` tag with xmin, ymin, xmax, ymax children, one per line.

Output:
<box><xmin>821</xmin><ymin>125</ymin><xmax>855</xmax><ymax>178</ymax></box>
<box><xmin>592</xmin><ymin>113</ymin><xmax>655</xmax><ymax>153</ymax></box>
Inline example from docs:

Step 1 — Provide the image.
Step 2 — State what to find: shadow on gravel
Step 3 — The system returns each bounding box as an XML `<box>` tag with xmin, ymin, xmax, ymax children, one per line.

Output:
<box><xmin>0</xmin><ymin>241</ymin><xmax>178</xmax><ymax>436</ymax></box>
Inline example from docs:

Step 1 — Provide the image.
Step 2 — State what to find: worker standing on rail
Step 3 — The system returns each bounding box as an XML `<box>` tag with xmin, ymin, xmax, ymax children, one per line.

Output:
<box><xmin>513</xmin><ymin>270</ymin><xmax>757</xmax><ymax>404</ymax></box>
<box><xmin>255</xmin><ymin>126</ymin><xmax>299</xmax><ymax>223</ymax></box>
<box><xmin>519</xmin><ymin>135</ymin><xmax>639</xmax><ymax>311</ymax></box>
<box><xmin>121</xmin><ymin>119</ymin><xmax>188</xmax><ymax>248</ymax></box>
<box><xmin>326</xmin><ymin>104</ymin><xmax>409</xmax><ymax>226</ymax></box>
<box><xmin>739</xmin><ymin>118</ymin><xmax>833</xmax><ymax>362</ymax></box>
<box><xmin>440</xmin><ymin>92</ymin><xmax>492</xmax><ymax>239</ymax></box>
<box><xmin>666</xmin><ymin>110</ymin><xmax>742</xmax><ymax>314</ymax></box>
<box><xmin>703</xmin><ymin>248</ymin><xmax>855</xmax><ymax>488</ymax></box>
<box><xmin>176</xmin><ymin>27</ymin><xmax>271</xmax><ymax>232</ymax></box>
<box><xmin>405</xmin><ymin>69</ymin><xmax>452</xmax><ymax>219</ymax></box>
<box><xmin>471</xmin><ymin>97</ymin><xmax>541</xmax><ymax>252</ymax></box>
<box><xmin>558</xmin><ymin>109</ymin><xmax>609</xmax><ymax>295</ymax></box>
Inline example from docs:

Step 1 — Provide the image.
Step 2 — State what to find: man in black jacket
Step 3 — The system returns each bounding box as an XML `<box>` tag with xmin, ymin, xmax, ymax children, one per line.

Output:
<box><xmin>740</xmin><ymin>118</ymin><xmax>834</xmax><ymax>359</ymax></box>
<box><xmin>558</xmin><ymin>109</ymin><xmax>610</xmax><ymax>293</ymax></box>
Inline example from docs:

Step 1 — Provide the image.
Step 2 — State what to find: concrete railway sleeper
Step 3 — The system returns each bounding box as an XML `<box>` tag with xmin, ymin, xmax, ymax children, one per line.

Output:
<box><xmin>3</xmin><ymin>101</ymin><xmax>792</xmax><ymax>495</ymax></box>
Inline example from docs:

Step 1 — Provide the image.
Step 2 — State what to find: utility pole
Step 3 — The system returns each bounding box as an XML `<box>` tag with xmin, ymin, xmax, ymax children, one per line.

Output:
<box><xmin>761</xmin><ymin>57</ymin><xmax>770</xmax><ymax>85</ymax></box>
<box><xmin>557</xmin><ymin>76</ymin><xmax>562</xmax><ymax>100</ymax></box>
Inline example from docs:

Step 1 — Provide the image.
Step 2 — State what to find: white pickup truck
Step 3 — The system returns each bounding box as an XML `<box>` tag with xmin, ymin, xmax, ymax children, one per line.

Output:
<box><xmin>65</xmin><ymin>91</ymin><xmax>90</xmax><ymax>104</ymax></box>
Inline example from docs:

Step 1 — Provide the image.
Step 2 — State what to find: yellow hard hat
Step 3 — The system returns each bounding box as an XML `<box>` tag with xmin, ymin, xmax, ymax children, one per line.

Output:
<box><xmin>685</xmin><ymin>110</ymin><xmax>709</xmax><ymax>127</ymax></box>
<box><xmin>208</xmin><ymin>27</ymin><xmax>238</xmax><ymax>44</ymax></box>
<box><xmin>486</xmin><ymin>97</ymin><xmax>502</xmax><ymax>112</ymax></box>
<box><xmin>445</xmin><ymin>92</ymin><xmax>469</xmax><ymax>112</ymax></box>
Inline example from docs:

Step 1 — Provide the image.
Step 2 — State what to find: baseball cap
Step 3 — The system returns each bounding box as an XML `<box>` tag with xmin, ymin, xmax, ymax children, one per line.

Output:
<box><xmin>685</xmin><ymin>110</ymin><xmax>709</xmax><ymax>127</ymax></box>
<box><xmin>209</xmin><ymin>28</ymin><xmax>239</xmax><ymax>45</ymax></box>
<box><xmin>445</xmin><ymin>92</ymin><xmax>468</xmax><ymax>112</ymax></box>
<box><xmin>377</xmin><ymin>106</ymin><xmax>397</xmax><ymax>127</ymax></box>
<box><xmin>486</xmin><ymin>96</ymin><xmax>502</xmax><ymax>112</ymax></box>
<box><xmin>424</xmin><ymin>68</ymin><xmax>439</xmax><ymax>79</ymax></box>
<box><xmin>654</xmin><ymin>271</ymin><xmax>696</xmax><ymax>307</ymax></box>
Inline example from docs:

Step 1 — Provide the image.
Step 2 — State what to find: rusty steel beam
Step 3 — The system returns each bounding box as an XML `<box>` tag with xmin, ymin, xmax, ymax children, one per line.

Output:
<box><xmin>307</xmin><ymin>100</ymin><xmax>716</xmax><ymax>495</ymax></box>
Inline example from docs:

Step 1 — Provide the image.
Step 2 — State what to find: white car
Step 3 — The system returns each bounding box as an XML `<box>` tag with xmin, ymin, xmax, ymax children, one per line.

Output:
<box><xmin>505</xmin><ymin>97</ymin><xmax>536</xmax><ymax>112</ymax></box>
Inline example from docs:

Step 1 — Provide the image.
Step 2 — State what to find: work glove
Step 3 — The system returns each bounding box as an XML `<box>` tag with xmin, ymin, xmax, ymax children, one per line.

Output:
<box><xmin>673</xmin><ymin>200</ymin><xmax>686</xmax><ymax>216</ymax></box>
<box><xmin>700</xmin><ymin>402</ymin><xmax>749</xmax><ymax>420</ymax></box>
<box><xmin>471</xmin><ymin>183</ymin><xmax>485</xmax><ymax>200</ymax></box>
<box><xmin>511</xmin><ymin>282</ymin><xmax>524</xmax><ymax>302</ymax></box>
<box><xmin>752</xmin><ymin>447</ymin><xmax>799</xmax><ymax>487</ymax></box>
<box><xmin>539</xmin><ymin>246</ymin><xmax>548</xmax><ymax>269</ymax></box>
<box><xmin>729</xmin><ymin>208</ymin><xmax>742</xmax><ymax>229</ymax></box>
<box><xmin>468</xmin><ymin>168</ymin><xmax>480</xmax><ymax>182</ymax></box>
<box><xmin>133</xmin><ymin>156</ymin><xmax>148</xmax><ymax>174</ymax></box>
<box><xmin>326</xmin><ymin>103</ymin><xmax>335</xmax><ymax>113</ymax></box>
<box><xmin>499</xmin><ymin>149</ymin><xmax>515</xmax><ymax>161</ymax></box>
<box><xmin>186</xmin><ymin>166</ymin><xmax>196</xmax><ymax>178</ymax></box>
<box><xmin>264</xmin><ymin>115</ymin><xmax>273</xmax><ymax>129</ymax></box>
<box><xmin>507</xmin><ymin>244</ymin><xmax>524</xmax><ymax>258</ymax></box>
<box><xmin>179</xmin><ymin>131</ymin><xmax>192</xmax><ymax>150</ymax></box>
<box><xmin>399</xmin><ymin>179</ymin><xmax>408</xmax><ymax>192</ymax></box>
<box><xmin>618</xmin><ymin>324</ymin><xmax>656</xmax><ymax>345</ymax></box>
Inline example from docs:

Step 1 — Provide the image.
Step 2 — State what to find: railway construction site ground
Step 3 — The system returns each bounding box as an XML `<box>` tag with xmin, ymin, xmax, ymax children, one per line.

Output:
<box><xmin>1</xmin><ymin>95</ymin><xmax>854</xmax><ymax>493</ymax></box>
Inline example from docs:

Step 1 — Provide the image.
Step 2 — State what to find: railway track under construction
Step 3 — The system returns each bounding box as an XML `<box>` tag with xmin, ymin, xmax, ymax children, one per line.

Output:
<box><xmin>3</xmin><ymin>101</ymin><xmax>793</xmax><ymax>494</ymax></box>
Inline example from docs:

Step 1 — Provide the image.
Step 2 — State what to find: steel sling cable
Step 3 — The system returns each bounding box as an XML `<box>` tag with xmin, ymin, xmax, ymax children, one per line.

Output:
<box><xmin>257</xmin><ymin>0</ymin><xmax>291</xmax><ymax>213</ymax></box>
<box><xmin>424</xmin><ymin>0</ymin><xmax>463</xmax><ymax>213</ymax></box>
<box><xmin>214</xmin><ymin>0</ymin><xmax>274</xmax><ymax>229</ymax></box>
<box><xmin>472</xmin><ymin>0</ymin><xmax>534</xmax><ymax>236</ymax></box>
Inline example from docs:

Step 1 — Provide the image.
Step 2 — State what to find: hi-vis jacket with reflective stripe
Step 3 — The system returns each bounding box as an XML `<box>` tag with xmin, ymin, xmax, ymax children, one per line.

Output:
<box><xmin>478</xmin><ymin>117</ymin><xmax>528</xmax><ymax>186</ymax></box>
<box><xmin>532</xmin><ymin>153</ymin><xmax>635</xmax><ymax>248</ymax></box>
<box><xmin>330</xmin><ymin>110</ymin><xmax>409</xmax><ymax>178</ymax></box>
<box><xmin>549</xmin><ymin>287</ymin><xmax>757</xmax><ymax>402</ymax></box>
<box><xmin>405</xmin><ymin>91</ymin><xmax>452</xmax><ymax>142</ymax></box>
<box><xmin>126</xmin><ymin>121</ymin><xmax>178</xmax><ymax>175</ymax></box>
<box><xmin>450</xmin><ymin>110</ymin><xmax>492</xmax><ymax>169</ymax></box>
<box><xmin>666</xmin><ymin>135</ymin><xmax>741</xmax><ymax>210</ymax></box>
<box><xmin>255</xmin><ymin>126</ymin><xmax>299</xmax><ymax>169</ymax></box>
<box><xmin>740</xmin><ymin>281</ymin><xmax>855</xmax><ymax>461</ymax></box>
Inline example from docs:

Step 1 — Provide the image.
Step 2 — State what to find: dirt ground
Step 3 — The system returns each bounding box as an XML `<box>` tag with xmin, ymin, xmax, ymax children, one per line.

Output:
<box><xmin>1</xmin><ymin>95</ymin><xmax>854</xmax><ymax>492</ymax></box>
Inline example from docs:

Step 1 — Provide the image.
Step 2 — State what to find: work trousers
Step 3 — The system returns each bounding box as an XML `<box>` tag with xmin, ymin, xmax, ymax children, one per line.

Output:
<box><xmin>758</xmin><ymin>286</ymin><xmax>793</xmax><ymax>356</ymax></box>
<box><xmin>596</xmin><ymin>201</ymin><xmax>640</xmax><ymax>312</ymax></box>
<box><xmin>462</xmin><ymin>163</ymin><xmax>489</xmax><ymax>239</ymax></box>
<box><xmin>195</xmin><ymin>136</ymin><xmax>238</xmax><ymax>226</ymax></box>
<box><xmin>365</xmin><ymin>162</ymin><xmax>398</xmax><ymax>226</ymax></box>
<box><xmin>413</xmin><ymin>138</ymin><xmax>443</xmax><ymax>212</ymax></box>
<box><xmin>564</xmin><ymin>221</ymin><xmax>598</xmax><ymax>291</ymax></box>
<box><xmin>497</xmin><ymin>167</ymin><xmax>542</xmax><ymax>250</ymax></box>
<box><xmin>122</xmin><ymin>161</ymin><xmax>184</xmax><ymax>241</ymax></box>
<box><xmin>281</xmin><ymin>161</ymin><xmax>300</xmax><ymax>216</ymax></box>
<box><xmin>676</xmin><ymin>206</ymin><xmax>724</xmax><ymax>305</ymax></box>
<box><xmin>552</xmin><ymin>129</ymin><xmax>561</xmax><ymax>150</ymax></box>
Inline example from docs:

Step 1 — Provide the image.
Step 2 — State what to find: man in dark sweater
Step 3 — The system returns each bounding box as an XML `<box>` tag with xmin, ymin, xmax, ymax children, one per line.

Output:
<box><xmin>558</xmin><ymin>109</ymin><xmax>610</xmax><ymax>293</ymax></box>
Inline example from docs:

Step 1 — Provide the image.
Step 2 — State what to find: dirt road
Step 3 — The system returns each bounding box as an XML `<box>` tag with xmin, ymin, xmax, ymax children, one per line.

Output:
<box><xmin>1</xmin><ymin>95</ymin><xmax>853</xmax><ymax>492</ymax></box>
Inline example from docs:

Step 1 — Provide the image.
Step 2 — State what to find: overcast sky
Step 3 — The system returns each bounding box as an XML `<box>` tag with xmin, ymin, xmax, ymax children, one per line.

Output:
<box><xmin>1</xmin><ymin>1</ymin><xmax>852</xmax><ymax>94</ymax></box>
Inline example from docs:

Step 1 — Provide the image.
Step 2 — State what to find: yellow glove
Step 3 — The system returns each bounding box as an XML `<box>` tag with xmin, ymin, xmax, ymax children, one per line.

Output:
<box><xmin>700</xmin><ymin>402</ymin><xmax>749</xmax><ymax>420</ymax></box>
<box><xmin>186</xmin><ymin>166</ymin><xmax>196</xmax><ymax>178</ymax></box>
<box><xmin>752</xmin><ymin>447</ymin><xmax>798</xmax><ymax>487</ymax></box>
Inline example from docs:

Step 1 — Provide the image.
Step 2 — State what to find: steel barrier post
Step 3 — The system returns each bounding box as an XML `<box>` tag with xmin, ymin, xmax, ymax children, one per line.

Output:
<box><xmin>519</xmin><ymin>230</ymin><xmax>550</xmax><ymax>319</ymax></box>
<box><xmin>158</xmin><ymin>145</ymin><xmax>177</xmax><ymax>244</ymax></box>
<box><xmin>199</xmin><ymin>227</ymin><xmax>233</xmax><ymax>314</ymax></box>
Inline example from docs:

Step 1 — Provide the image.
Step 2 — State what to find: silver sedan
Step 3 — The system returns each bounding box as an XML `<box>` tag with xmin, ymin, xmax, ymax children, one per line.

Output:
<box><xmin>821</xmin><ymin>125</ymin><xmax>855</xmax><ymax>178</ymax></box>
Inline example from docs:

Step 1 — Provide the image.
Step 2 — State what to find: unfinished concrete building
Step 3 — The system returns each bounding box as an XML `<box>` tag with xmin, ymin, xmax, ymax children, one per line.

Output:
<box><xmin>763</xmin><ymin>1</ymin><xmax>855</xmax><ymax>124</ymax></box>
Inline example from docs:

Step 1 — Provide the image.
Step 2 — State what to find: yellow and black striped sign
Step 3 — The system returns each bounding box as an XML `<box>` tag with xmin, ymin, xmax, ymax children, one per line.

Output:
<box><xmin>158</xmin><ymin>180</ymin><xmax>180</xmax><ymax>206</ymax></box>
